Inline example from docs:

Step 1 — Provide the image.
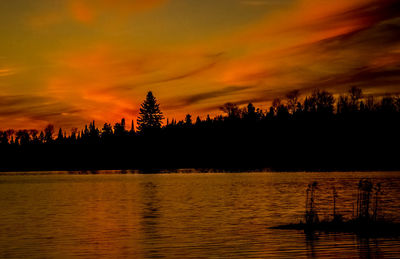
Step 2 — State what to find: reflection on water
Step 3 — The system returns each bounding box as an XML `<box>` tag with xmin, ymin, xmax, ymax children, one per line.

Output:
<box><xmin>303</xmin><ymin>232</ymin><xmax>387</xmax><ymax>259</ymax></box>
<box><xmin>0</xmin><ymin>171</ymin><xmax>400</xmax><ymax>258</ymax></box>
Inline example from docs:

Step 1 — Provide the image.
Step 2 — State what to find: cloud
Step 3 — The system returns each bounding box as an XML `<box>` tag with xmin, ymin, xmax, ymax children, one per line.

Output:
<box><xmin>0</xmin><ymin>68</ymin><xmax>15</xmax><ymax>77</ymax></box>
<box><xmin>279</xmin><ymin>6</ymin><xmax>400</xmax><ymax>94</ymax></box>
<box><xmin>39</xmin><ymin>44</ymin><xmax>223</xmax><ymax>127</ymax></box>
<box><xmin>104</xmin><ymin>54</ymin><xmax>224</xmax><ymax>93</ymax></box>
<box><xmin>5</xmin><ymin>0</ymin><xmax>400</xmax><ymax>129</ymax></box>
<box><xmin>0</xmin><ymin>60</ymin><xmax>18</xmax><ymax>77</ymax></box>
<box><xmin>165</xmin><ymin>86</ymin><xmax>252</xmax><ymax>110</ymax></box>
<box><xmin>0</xmin><ymin>95</ymin><xmax>85</xmax><ymax>130</ymax></box>
<box><xmin>44</xmin><ymin>0</ymin><xmax>400</xmax><ymax>122</ymax></box>
<box><xmin>208</xmin><ymin>0</ymin><xmax>400</xmax><ymax>101</ymax></box>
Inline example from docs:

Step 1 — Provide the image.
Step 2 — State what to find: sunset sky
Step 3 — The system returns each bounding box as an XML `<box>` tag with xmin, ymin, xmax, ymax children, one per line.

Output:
<box><xmin>0</xmin><ymin>0</ymin><xmax>399</xmax><ymax>130</ymax></box>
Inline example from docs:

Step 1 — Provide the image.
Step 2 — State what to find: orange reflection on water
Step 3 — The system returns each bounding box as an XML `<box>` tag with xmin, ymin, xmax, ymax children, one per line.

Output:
<box><xmin>0</xmin><ymin>171</ymin><xmax>400</xmax><ymax>258</ymax></box>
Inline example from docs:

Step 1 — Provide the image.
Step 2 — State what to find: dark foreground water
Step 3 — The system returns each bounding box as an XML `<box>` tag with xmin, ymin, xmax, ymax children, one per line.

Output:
<box><xmin>1</xmin><ymin>171</ymin><xmax>400</xmax><ymax>258</ymax></box>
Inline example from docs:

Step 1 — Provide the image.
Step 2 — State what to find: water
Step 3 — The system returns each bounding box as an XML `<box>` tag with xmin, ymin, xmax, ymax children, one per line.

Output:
<box><xmin>0</xmin><ymin>171</ymin><xmax>400</xmax><ymax>258</ymax></box>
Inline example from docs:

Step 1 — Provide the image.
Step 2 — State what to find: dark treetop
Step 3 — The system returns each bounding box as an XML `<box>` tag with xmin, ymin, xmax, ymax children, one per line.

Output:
<box><xmin>137</xmin><ymin>91</ymin><xmax>164</xmax><ymax>133</ymax></box>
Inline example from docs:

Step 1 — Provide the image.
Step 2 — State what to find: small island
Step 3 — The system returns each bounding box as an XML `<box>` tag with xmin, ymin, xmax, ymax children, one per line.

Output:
<box><xmin>273</xmin><ymin>180</ymin><xmax>400</xmax><ymax>237</ymax></box>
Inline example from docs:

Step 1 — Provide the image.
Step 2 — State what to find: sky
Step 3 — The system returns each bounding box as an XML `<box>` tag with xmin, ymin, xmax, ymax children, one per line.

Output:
<box><xmin>0</xmin><ymin>0</ymin><xmax>399</xmax><ymax>130</ymax></box>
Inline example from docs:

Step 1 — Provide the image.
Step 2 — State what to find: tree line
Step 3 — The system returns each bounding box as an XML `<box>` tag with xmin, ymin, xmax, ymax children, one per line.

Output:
<box><xmin>0</xmin><ymin>88</ymin><xmax>399</xmax><ymax>171</ymax></box>
<box><xmin>1</xmin><ymin>87</ymin><xmax>399</xmax><ymax>145</ymax></box>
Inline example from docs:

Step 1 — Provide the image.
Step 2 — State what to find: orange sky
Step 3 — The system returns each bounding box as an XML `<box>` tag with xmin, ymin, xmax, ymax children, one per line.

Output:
<box><xmin>0</xmin><ymin>0</ymin><xmax>399</xmax><ymax>130</ymax></box>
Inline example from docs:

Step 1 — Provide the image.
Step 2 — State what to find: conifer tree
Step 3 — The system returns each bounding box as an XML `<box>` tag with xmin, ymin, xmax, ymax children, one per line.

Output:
<box><xmin>129</xmin><ymin>120</ymin><xmax>135</xmax><ymax>136</ymax></box>
<box><xmin>137</xmin><ymin>91</ymin><xmax>164</xmax><ymax>132</ymax></box>
<box><xmin>114</xmin><ymin>118</ymin><xmax>126</xmax><ymax>137</ymax></box>
<box><xmin>57</xmin><ymin>128</ymin><xmax>63</xmax><ymax>141</ymax></box>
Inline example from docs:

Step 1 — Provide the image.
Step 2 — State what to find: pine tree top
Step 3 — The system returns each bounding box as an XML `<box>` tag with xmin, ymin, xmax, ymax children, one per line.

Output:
<box><xmin>137</xmin><ymin>91</ymin><xmax>164</xmax><ymax>132</ymax></box>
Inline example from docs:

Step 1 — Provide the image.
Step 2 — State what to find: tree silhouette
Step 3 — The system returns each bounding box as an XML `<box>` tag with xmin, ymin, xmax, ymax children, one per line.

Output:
<box><xmin>28</xmin><ymin>129</ymin><xmax>39</xmax><ymax>144</ymax></box>
<box><xmin>244</xmin><ymin>103</ymin><xmax>257</xmax><ymax>121</ymax></box>
<box><xmin>220</xmin><ymin>102</ymin><xmax>240</xmax><ymax>119</ymax></box>
<box><xmin>195</xmin><ymin>116</ymin><xmax>202</xmax><ymax>125</ymax></box>
<box><xmin>88</xmin><ymin>121</ymin><xmax>100</xmax><ymax>139</ymax></box>
<box><xmin>101</xmin><ymin>123</ymin><xmax>113</xmax><ymax>138</ymax></box>
<box><xmin>129</xmin><ymin>120</ymin><xmax>135</xmax><ymax>136</ymax></box>
<box><xmin>114</xmin><ymin>119</ymin><xmax>127</xmax><ymax>137</ymax></box>
<box><xmin>305</xmin><ymin>89</ymin><xmax>335</xmax><ymax>115</ymax></box>
<box><xmin>137</xmin><ymin>91</ymin><xmax>164</xmax><ymax>133</ymax></box>
<box><xmin>286</xmin><ymin>89</ymin><xmax>300</xmax><ymax>114</ymax></box>
<box><xmin>71</xmin><ymin>128</ymin><xmax>78</xmax><ymax>141</ymax></box>
<box><xmin>44</xmin><ymin>124</ymin><xmax>54</xmax><ymax>143</ymax></box>
<box><xmin>272</xmin><ymin>98</ymin><xmax>281</xmax><ymax>115</ymax></box>
<box><xmin>1</xmin><ymin>86</ymin><xmax>400</xmax><ymax>171</ymax></box>
<box><xmin>349</xmin><ymin>87</ymin><xmax>363</xmax><ymax>111</ymax></box>
<box><xmin>57</xmin><ymin>128</ymin><xmax>63</xmax><ymax>142</ymax></box>
<box><xmin>16</xmin><ymin>130</ymin><xmax>30</xmax><ymax>145</ymax></box>
<box><xmin>185</xmin><ymin>114</ymin><xmax>192</xmax><ymax>126</ymax></box>
<box><xmin>337</xmin><ymin>95</ymin><xmax>350</xmax><ymax>114</ymax></box>
<box><xmin>39</xmin><ymin>131</ymin><xmax>45</xmax><ymax>143</ymax></box>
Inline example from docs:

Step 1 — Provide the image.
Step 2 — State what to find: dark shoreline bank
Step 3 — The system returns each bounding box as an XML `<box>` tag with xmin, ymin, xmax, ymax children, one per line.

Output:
<box><xmin>1</xmin><ymin>166</ymin><xmax>400</xmax><ymax>174</ymax></box>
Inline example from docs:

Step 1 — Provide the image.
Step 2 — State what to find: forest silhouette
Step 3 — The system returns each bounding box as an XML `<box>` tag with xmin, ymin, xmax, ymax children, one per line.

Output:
<box><xmin>1</xmin><ymin>87</ymin><xmax>400</xmax><ymax>171</ymax></box>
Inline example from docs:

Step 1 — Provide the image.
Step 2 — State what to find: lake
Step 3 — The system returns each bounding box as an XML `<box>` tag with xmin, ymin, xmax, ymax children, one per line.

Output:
<box><xmin>0</xmin><ymin>171</ymin><xmax>400</xmax><ymax>258</ymax></box>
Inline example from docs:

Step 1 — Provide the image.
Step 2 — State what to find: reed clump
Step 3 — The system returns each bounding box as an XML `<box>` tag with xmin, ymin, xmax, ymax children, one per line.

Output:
<box><xmin>274</xmin><ymin>179</ymin><xmax>400</xmax><ymax>236</ymax></box>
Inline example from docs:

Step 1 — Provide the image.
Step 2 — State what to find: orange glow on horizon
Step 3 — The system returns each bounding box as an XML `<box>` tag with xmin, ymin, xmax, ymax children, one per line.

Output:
<box><xmin>0</xmin><ymin>0</ymin><xmax>399</xmax><ymax>131</ymax></box>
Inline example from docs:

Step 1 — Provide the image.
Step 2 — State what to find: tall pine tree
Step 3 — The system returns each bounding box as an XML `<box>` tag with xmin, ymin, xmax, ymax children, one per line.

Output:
<box><xmin>137</xmin><ymin>91</ymin><xmax>164</xmax><ymax>133</ymax></box>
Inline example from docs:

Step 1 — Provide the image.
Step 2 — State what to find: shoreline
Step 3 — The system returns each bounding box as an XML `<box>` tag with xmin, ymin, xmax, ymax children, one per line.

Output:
<box><xmin>1</xmin><ymin>167</ymin><xmax>400</xmax><ymax>174</ymax></box>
